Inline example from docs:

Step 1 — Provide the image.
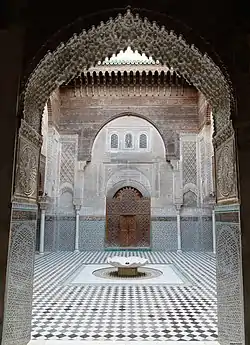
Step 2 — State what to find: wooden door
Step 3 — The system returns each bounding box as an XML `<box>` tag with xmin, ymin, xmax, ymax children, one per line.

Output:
<box><xmin>120</xmin><ymin>215</ymin><xmax>137</xmax><ymax>247</ymax></box>
<box><xmin>106</xmin><ymin>186</ymin><xmax>150</xmax><ymax>248</ymax></box>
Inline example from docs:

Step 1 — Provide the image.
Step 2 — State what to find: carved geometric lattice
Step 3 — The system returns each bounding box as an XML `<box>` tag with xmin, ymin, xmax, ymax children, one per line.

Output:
<box><xmin>200</xmin><ymin>137</ymin><xmax>206</xmax><ymax>200</ymax></box>
<box><xmin>216</xmin><ymin>222</ymin><xmax>244</xmax><ymax>345</ymax></box>
<box><xmin>139</xmin><ymin>133</ymin><xmax>147</xmax><ymax>148</ymax></box>
<box><xmin>182</xmin><ymin>141</ymin><xmax>197</xmax><ymax>186</ymax></box>
<box><xmin>60</xmin><ymin>142</ymin><xmax>76</xmax><ymax>185</ymax></box>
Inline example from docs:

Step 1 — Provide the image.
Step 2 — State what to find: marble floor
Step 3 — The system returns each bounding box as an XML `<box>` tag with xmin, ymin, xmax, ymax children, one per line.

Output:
<box><xmin>31</xmin><ymin>251</ymin><xmax>217</xmax><ymax>342</ymax></box>
<box><xmin>29</xmin><ymin>341</ymin><xmax>219</xmax><ymax>345</ymax></box>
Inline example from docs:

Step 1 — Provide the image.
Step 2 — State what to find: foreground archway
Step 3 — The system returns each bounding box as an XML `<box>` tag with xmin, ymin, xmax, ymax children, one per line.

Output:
<box><xmin>2</xmin><ymin>8</ymin><xmax>242</xmax><ymax>345</ymax></box>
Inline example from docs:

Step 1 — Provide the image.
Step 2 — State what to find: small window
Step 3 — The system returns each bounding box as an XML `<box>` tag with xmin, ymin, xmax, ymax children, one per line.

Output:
<box><xmin>111</xmin><ymin>133</ymin><xmax>118</xmax><ymax>149</ymax></box>
<box><xmin>139</xmin><ymin>133</ymin><xmax>147</xmax><ymax>148</ymax></box>
<box><xmin>125</xmin><ymin>133</ymin><xmax>133</xmax><ymax>148</ymax></box>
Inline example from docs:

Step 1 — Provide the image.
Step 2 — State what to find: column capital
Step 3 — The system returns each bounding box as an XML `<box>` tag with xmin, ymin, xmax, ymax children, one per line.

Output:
<box><xmin>38</xmin><ymin>194</ymin><xmax>51</xmax><ymax>210</ymax></box>
<box><xmin>175</xmin><ymin>204</ymin><xmax>182</xmax><ymax>212</ymax></box>
<box><xmin>73</xmin><ymin>198</ymin><xmax>82</xmax><ymax>211</ymax></box>
<box><xmin>77</xmin><ymin>161</ymin><xmax>87</xmax><ymax>171</ymax></box>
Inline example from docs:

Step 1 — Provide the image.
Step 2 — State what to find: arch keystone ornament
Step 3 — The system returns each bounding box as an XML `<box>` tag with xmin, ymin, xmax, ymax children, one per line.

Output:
<box><xmin>23</xmin><ymin>9</ymin><xmax>233</xmax><ymax>134</ymax></box>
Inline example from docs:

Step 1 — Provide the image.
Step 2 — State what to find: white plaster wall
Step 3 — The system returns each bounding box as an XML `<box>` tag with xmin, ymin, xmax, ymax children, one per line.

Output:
<box><xmin>91</xmin><ymin>116</ymin><xmax>166</xmax><ymax>162</ymax></box>
<box><xmin>81</xmin><ymin>116</ymin><xmax>174</xmax><ymax>216</ymax></box>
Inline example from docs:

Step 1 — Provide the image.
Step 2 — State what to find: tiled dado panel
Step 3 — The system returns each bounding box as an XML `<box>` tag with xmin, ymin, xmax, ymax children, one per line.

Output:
<box><xmin>200</xmin><ymin>216</ymin><xmax>213</xmax><ymax>251</ymax></box>
<box><xmin>2</xmin><ymin>207</ymin><xmax>37</xmax><ymax>345</ymax></box>
<box><xmin>79</xmin><ymin>218</ymin><xmax>105</xmax><ymax>251</ymax></box>
<box><xmin>42</xmin><ymin>216</ymin><xmax>213</xmax><ymax>252</ymax></box>
<box><xmin>44</xmin><ymin>216</ymin><xmax>56</xmax><ymax>252</ymax></box>
<box><xmin>215</xmin><ymin>204</ymin><xmax>244</xmax><ymax>345</ymax></box>
<box><xmin>151</xmin><ymin>218</ymin><xmax>177</xmax><ymax>251</ymax></box>
<box><xmin>44</xmin><ymin>216</ymin><xmax>75</xmax><ymax>251</ymax></box>
<box><xmin>181</xmin><ymin>216</ymin><xmax>212</xmax><ymax>251</ymax></box>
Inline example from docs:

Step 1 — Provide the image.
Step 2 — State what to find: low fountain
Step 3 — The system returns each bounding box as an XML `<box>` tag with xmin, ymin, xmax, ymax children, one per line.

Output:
<box><xmin>107</xmin><ymin>256</ymin><xmax>149</xmax><ymax>277</ymax></box>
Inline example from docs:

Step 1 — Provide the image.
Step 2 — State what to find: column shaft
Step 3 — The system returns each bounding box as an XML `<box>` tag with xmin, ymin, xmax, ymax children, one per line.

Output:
<box><xmin>177</xmin><ymin>211</ymin><xmax>182</xmax><ymax>252</ymax></box>
<box><xmin>212</xmin><ymin>209</ymin><xmax>216</xmax><ymax>254</ymax></box>
<box><xmin>39</xmin><ymin>209</ymin><xmax>46</xmax><ymax>254</ymax></box>
<box><xmin>75</xmin><ymin>210</ymin><xmax>80</xmax><ymax>252</ymax></box>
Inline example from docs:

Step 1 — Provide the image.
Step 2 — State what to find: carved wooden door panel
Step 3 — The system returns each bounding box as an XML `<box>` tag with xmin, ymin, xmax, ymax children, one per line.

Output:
<box><xmin>120</xmin><ymin>215</ymin><xmax>137</xmax><ymax>247</ymax></box>
<box><xmin>106</xmin><ymin>186</ymin><xmax>151</xmax><ymax>248</ymax></box>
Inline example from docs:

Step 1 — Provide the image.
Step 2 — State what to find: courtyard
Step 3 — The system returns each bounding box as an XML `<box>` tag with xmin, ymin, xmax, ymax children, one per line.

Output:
<box><xmin>31</xmin><ymin>251</ymin><xmax>217</xmax><ymax>342</ymax></box>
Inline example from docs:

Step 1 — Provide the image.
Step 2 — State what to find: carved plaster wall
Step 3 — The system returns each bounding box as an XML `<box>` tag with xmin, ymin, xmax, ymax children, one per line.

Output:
<box><xmin>215</xmin><ymin>136</ymin><xmax>238</xmax><ymax>203</ymax></box>
<box><xmin>197</xmin><ymin>124</ymin><xmax>214</xmax><ymax>205</ymax></box>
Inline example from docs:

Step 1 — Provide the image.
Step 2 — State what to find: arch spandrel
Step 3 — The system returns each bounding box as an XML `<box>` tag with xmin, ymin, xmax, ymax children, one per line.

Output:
<box><xmin>23</xmin><ymin>9</ymin><xmax>232</xmax><ymax>134</ymax></box>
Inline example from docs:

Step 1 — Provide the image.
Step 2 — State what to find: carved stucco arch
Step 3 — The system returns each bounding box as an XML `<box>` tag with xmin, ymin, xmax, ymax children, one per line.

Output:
<box><xmin>106</xmin><ymin>180</ymin><xmax>151</xmax><ymax>199</ymax></box>
<box><xmin>23</xmin><ymin>9</ymin><xmax>232</xmax><ymax>136</ymax></box>
<box><xmin>183</xmin><ymin>182</ymin><xmax>198</xmax><ymax>196</ymax></box>
<box><xmin>106</xmin><ymin>168</ymin><xmax>151</xmax><ymax>196</ymax></box>
<box><xmin>91</xmin><ymin>112</ymin><xmax>168</xmax><ymax>160</ymax></box>
<box><xmin>59</xmin><ymin>184</ymin><xmax>74</xmax><ymax>196</ymax></box>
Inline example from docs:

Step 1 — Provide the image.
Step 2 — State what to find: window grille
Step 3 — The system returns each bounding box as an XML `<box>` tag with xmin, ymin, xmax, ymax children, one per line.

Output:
<box><xmin>139</xmin><ymin>133</ymin><xmax>147</xmax><ymax>148</ymax></box>
<box><xmin>111</xmin><ymin>133</ymin><xmax>118</xmax><ymax>149</ymax></box>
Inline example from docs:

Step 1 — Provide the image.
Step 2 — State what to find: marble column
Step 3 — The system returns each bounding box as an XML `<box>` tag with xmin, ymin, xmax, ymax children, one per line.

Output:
<box><xmin>39</xmin><ymin>209</ymin><xmax>46</xmax><ymax>254</ymax></box>
<box><xmin>74</xmin><ymin>201</ymin><xmax>82</xmax><ymax>252</ymax></box>
<box><xmin>212</xmin><ymin>209</ymin><xmax>216</xmax><ymax>254</ymax></box>
<box><xmin>38</xmin><ymin>195</ymin><xmax>50</xmax><ymax>255</ymax></box>
<box><xmin>176</xmin><ymin>205</ymin><xmax>182</xmax><ymax>253</ymax></box>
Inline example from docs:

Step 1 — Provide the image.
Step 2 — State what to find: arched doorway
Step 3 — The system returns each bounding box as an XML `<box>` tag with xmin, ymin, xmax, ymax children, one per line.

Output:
<box><xmin>106</xmin><ymin>186</ymin><xmax>151</xmax><ymax>248</ymax></box>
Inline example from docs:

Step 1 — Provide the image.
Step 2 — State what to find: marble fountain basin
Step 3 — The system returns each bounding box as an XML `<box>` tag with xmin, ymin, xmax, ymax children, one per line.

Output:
<box><xmin>107</xmin><ymin>256</ymin><xmax>149</xmax><ymax>277</ymax></box>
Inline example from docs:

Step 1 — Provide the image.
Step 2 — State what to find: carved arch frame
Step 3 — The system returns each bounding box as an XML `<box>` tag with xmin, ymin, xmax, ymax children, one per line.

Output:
<box><xmin>3</xmin><ymin>7</ymin><xmax>240</xmax><ymax>345</ymax></box>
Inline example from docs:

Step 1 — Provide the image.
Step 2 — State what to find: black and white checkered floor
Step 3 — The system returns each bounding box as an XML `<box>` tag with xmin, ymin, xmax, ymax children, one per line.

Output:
<box><xmin>31</xmin><ymin>251</ymin><xmax>217</xmax><ymax>341</ymax></box>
